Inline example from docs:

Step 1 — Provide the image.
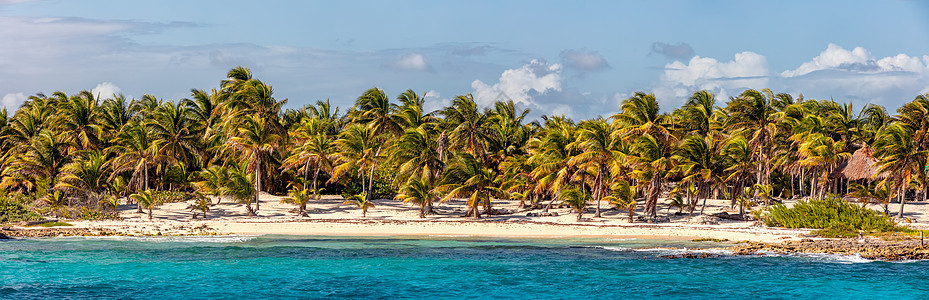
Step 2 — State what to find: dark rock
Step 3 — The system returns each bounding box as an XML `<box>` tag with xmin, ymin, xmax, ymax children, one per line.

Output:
<box><xmin>712</xmin><ymin>212</ymin><xmax>756</xmax><ymax>221</ymax></box>
<box><xmin>0</xmin><ymin>232</ymin><xmax>11</xmax><ymax>240</ymax></box>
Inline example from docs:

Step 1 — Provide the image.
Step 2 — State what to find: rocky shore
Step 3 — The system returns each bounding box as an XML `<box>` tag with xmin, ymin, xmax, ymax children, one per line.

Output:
<box><xmin>0</xmin><ymin>226</ymin><xmax>119</xmax><ymax>238</ymax></box>
<box><xmin>730</xmin><ymin>238</ymin><xmax>929</xmax><ymax>261</ymax></box>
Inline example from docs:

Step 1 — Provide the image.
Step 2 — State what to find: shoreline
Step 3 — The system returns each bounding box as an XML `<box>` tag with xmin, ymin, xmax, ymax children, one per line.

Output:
<box><xmin>4</xmin><ymin>217</ymin><xmax>806</xmax><ymax>243</ymax></box>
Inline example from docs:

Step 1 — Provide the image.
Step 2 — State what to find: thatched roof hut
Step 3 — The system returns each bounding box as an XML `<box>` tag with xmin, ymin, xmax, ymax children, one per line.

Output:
<box><xmin>831</xmin><ymin>146</ymin><xmax>885</xmax><ymax>181</ymax></box>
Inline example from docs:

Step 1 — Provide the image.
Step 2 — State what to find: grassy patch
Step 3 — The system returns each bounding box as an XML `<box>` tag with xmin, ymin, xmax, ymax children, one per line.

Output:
<box><xmin>27</xmin><ymin>221</ymin><xmax>73</xmax><ymax>227</ymax></box>
<box><xmin>759</xmin><ymin>196</ymin><xmax>910</xmax><ymax>238</ymax></box>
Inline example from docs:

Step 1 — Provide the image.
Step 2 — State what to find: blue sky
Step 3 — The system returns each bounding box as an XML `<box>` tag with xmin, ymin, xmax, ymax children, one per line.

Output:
<box><xmin>1</xmin><ymin>0</ymin><xmax>928</xmax><ymax>119</ymax></box>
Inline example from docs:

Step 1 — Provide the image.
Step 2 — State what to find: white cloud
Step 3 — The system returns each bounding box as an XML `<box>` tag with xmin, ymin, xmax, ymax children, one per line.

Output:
<box><xmin>91</xmin><ymin>82</ymin><xmax>121</xmax><ymax>100</ymax></box>
<box><xmin>560</xmin><ymin>49</ymin><xmax>609</xmax><ymax>71</ymax></box>
<box><xmin>2</xmin><ymin>92</ymin><xmax>27</xmax><ymax>110</ymax></box>
<box><xmin>471</xmin><ymin>59</ymin><xmax>563</xmax><ymax>108</ymax></box>
<box><xmin>422</xmin><ymin>90</ymin><xmax>449</xmax><ymax>113</ymax></box>
<box><xmin>780</xmin><ymin>44</ymin><xmax>929</xmax><ymax>77</ymax></box>
<box><xmin>655</xmin><ymin>52</ymin><xmax>769</xmax><ymax>108</ymax></box>
<box><xmin>385</xmin><ymin>53</ymin><xmax>430</xmax><ymax>71</ymax></box>
<box><xmin>780</xmin><ymin>44</ymin><xmax>929</xmax><ymax>105</ymax></box>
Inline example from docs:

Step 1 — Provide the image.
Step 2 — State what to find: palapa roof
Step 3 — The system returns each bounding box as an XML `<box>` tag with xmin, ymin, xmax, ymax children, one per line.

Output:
<box><xmin>831</xmin><ymin>146</ymin><xmax>885</xmax><ymax>180</ymax></box>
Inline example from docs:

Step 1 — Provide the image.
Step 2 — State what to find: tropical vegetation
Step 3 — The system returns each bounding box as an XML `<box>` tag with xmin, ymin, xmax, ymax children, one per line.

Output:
<box><xmin>1</xmin><ymin>66</ymin><xmax>927</xmax><ymax>227</ymax></box>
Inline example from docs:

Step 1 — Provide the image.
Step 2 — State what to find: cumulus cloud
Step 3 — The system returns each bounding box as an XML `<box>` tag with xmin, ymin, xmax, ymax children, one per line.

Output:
<box><xmin>781</xmin><ymin>44</ymin><xmax>929</xmax><ymax>105</ymax></box>
<box><xmin>650</xmin><ymin>42</ymin><xmax>694</xmax><ymax>59</ymax></box>
<box><xmin>2</xmin><ymin>93</ymin><xmax>26</xmax><ymax>110</ymax></box>
<box><xmin>422</xmin><ymin>90</ymin><xmax>449</xmax><ymax>113</ymax></box>
<box><xmin>385</xmin><ymin>53</ymin><xmax>430</xmax><ymax>71</ymax></box>
<box><xmin>655</xmin><ymin>52</ymin><xmax>770</xmax><ymax>107</ymax></box>
<box><xmin>91</xmin><ymin>82</ymin><xmax>121</xmax><ymax>100</ymax></box>
<box><xmin>471</xmin><ymin>59</ymin><xmax>563</xmax><ymax>107</ymax></box>
<box><xmin>560</xmin><ymin>49</ymin><xmax>609</xmax><ymax>71</ymax></box>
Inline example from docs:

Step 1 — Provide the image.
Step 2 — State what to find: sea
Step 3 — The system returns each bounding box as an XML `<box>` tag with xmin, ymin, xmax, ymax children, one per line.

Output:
<box><xmin>1</xmin><ymin>235</ymin><xmax>928</xmax><ymax>299</ymax></box>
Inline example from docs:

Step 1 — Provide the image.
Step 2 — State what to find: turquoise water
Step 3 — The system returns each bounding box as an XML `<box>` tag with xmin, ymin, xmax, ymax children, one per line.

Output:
<box><xmin>1</xmin><ymin>235</ymin><xmax>928</xmax><ymax>299</ymax></box>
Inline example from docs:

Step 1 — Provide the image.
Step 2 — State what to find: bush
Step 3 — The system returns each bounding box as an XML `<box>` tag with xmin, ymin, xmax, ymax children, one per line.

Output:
<box><xmin>760</xmin><ymin>196</ymin><xmax>909</xmax><ymax>237</ymax></box>
<box><xmin>79</xmin><ymin>207</ymin><xmax>121</xmax><ymax>220</ymax></box>
<box><xmin>0</xmin><ymin>196</ymin><xmax>43</xmax><ymax>224</ymax></box>
<box><xmin>152</xmin><ymin>191</ymin><xmax>197</xmax><ymax>204</ymax></box>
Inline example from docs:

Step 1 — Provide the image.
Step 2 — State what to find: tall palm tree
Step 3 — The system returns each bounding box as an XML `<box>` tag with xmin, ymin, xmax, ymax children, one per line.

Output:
<box><xmin>873</xmin><ymin>122</ymin><xmax>926</xmax><ymax>218</ymax></box>
<box><xmin>673</xmin><ymin>134</ymin><xmax>726</xmax><ymax>214</ymax></box>
<box><xmin>569</xmin><ymin>118</ymin><xmax>622</xmax><ymax>218</ymax></box>
<box><xmin>226</xmin><ymin>114</ymin><xmax>282</xmax><ymax>214</ymax></box>
<box><xmin>4</xmin><ymin>129</ymin><xmax>69</xmax><ymax>190</ymax></box>
<box><xmin>725</xmin><ymin>89</ymin><xmax>778</xmax><ymax>189</ymax></box>
<box><xmin>441</xmin><ymin>94</ymin><xmax>494</xmax><ymax>163</ymax></box>
<box><xmin>149</xmin><ymin>100</ymin><xmax>198</xmax><ymax>169</ymax></box>
<box><xmin>528</xmin><ymin>115</ymin><xmax>579</xmax><ymax>212</ymax></box>
<box><xmin>629</xmin><ymin>135</ymin><xmax>674</xmax><ymax>218</ymax></box>
<box><xmin>330</xmin><ymin>124</ymin><xmax>385</xmax><ymax>202</ymax></box>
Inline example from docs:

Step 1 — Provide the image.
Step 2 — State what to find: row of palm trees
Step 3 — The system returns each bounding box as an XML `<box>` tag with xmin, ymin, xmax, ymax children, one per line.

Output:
<box><xmin>2</xmin><ymin>66</ymin><xmax>926</xmax><ymax>222</ymax></box>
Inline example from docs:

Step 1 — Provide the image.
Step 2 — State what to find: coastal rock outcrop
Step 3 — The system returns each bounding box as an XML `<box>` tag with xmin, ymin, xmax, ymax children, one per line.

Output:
<box><xmin>730</xmin><ymin>238</ymin><xmax>929</xmax><ymax>261</ymax></box>
<box><xmin>0</xmin><ymin>227</ymin><xmax>118</xmax><ymax>238</ymax></box>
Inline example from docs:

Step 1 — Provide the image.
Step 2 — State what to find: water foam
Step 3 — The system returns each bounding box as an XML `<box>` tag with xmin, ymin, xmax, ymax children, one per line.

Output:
<box><xmin>79</xmin><ymin>235</ymin><xmax>255</xmax><ymax>243</ymax></box>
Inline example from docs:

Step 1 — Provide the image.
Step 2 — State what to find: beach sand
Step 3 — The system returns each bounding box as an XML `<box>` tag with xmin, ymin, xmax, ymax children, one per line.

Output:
<box><xmin>53</xmin><ymin>193</ymin><xmax>929</xmax><ymax>242</ymax></box>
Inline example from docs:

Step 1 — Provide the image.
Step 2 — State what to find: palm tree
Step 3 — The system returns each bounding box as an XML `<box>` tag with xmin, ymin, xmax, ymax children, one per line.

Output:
<box><xmin>224</xmin><ymin>162</ymin><xmax>258</xmax><ymax>215</ymax></box>
<box><xmin>608</xmin><ymin>180</ymin><xmax>637</xmax><ymax>223</ymax></box>
<box><xmin>628</xmin><ymin>135</ymin><xmax>674</xmax><ymax>218</ymax></box>
<box><xmin>569</xmin><ymin>118</ymin><xmax>622</xmax><ymax>218</ymax></box>
<box><xmin>673</xmin><ymin>135</ymin><xmax>726</xmax><ymax>214</ymax></box>
<box><xmin>149</xmin><ymin>100</ymin><xmax>198</xmax><ymax>169</ymax></box>
<box><xmin>130</xmin><ymin>189</ymin><xmax>157</xmax><ymax>220</ymax></box>
<box><xmin>395</xmin><ymin>177</ymin><xmax>438</xmax><ymax>218</ymax></box>
<box><xmin>350</xmin><ymin>88</ymin><xmax>402</xmax><ymax>137</ymax></box>
<box><xmin>344</xmin><ymin>192</ymin><xmax>376</xmax><ymax>218</ymax></box>
<box><xmin>528</xmin><ymin>115</ymin><xmax>579</xmax><ymax>212</ymax></box>
<box><xmin>4</xmin><ymin>129</ymin><xmax>70</xmax><ymax>190</ymax></box>
<box><xmin>55</xmin><ymin>150</ymin><xmax>109</xmax><ymax>205</ymax></box>
<box><xmin>330</xmin><ymin>124</ymin><xmax>385</xmax><ymax>203</ymax></box>
<box><xmin>560</xmin><ymin>187</ymin><xmax>589</xmax><ymax>221</ymax></box>
<box><xmin>441</xmin><ymin>94</ymin><xmax>494</xmax><ymax>163</ymax></box>
<box><xmin>281</xmin><ymin>186</ymin><xmax>311</xmax><ymax>216</ymax></box>
<box><xmin>107</xmin><ymin>121</ymin><xmax>163</xmax><ymax>212</ymax></box>
<box><xmin>282</xmin><ymin>118</ymin><xmax>335</xmax><ymax>198</ymax></box>
<box><xmin>58</xmin><ymin>91</ymin><xmax>102</xmax><ymax>153</ymax></box>
<box><xmin>226</xmin><ymin>114</ymin><xmax>282</xmax><ymax>214</ymax></box>
<box><xmin>439</xmin><ymin>153</ymin><xmax>507</xmax><ymax>219</ymax></box>
<box><xmin>797</xmin><ymin>133</ymin><xmax>850</xmax><ymax>198</ymax></box>
<box><xmin>725</xmin><ymin>89</ymin><xmax>778</xmax><ymax>189</ymax></box>
<box><xmin>873</xmin><ymin>122</ymin><xmax>926</xmax><ymax>218</ymax></box>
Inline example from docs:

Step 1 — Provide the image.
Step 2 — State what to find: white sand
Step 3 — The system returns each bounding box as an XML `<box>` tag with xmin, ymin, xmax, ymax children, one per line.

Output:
<box><xmin>63</xmin><ymin>192</ymin><xmax>929</xmax><ymax>242</ymax></box>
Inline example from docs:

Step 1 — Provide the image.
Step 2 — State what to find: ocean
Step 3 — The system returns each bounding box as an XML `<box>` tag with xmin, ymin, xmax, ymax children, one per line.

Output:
<box><xmin>1</xmin><ymin>235</ymin><xmax>928</xmax><ymax>299</ymax></box>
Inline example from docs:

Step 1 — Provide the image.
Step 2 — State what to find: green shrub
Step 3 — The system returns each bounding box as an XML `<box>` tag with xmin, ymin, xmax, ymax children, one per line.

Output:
<box><xmin>29</xmin><ymin>221</ymin><xmax>73</xmax><ymax>227</ymax></box>
<box><xmin>0</xmin><ymin>196</ymin><xmax>43</xmax><ymax>223</ymax></box>
<box><xmin>760</xmin><ymin>196</ymin><xmax>909</xmax><ymax>237</ymax></box>
<box><xmin>79</xmin><ymin>207</ymin><xmax>121</xmax><ymax>220</ymax></box>
<box><xmin>152</xmin><ymin>191</ymin><xmax>196</xmax><ymax>204</ymax></box>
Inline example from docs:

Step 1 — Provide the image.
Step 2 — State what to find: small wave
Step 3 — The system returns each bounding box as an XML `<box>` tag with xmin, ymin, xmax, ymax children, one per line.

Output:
<box><xmin>582</xmin><ymin>245</ymin><xmax>631</xmax><ymax>252</ymax></box>
<box><xmin>633</xmin><ymin>247</ymin><xmax>734</xmax><ymax>256</ymax></box>
<box><xmin>79</xmin><ymin>235</ymin><xmax>255</xmax><ymax>243</ymax></box>
<box><xmin>750</xmin><ymin>250</ymin><xmax>875</xmax><ymax>263</ymax></box>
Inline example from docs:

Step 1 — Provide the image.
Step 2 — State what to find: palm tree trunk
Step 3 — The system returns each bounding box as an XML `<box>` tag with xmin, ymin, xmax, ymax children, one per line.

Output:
<box><xmin>367</xmin><ymin>164</ymin><xmax>376</xmax><ymax>202</ymax></box>
<box><xmin>304</xmin><ymin>161</ymin><xmax>310</xmax><ymax>191</ymax></box>
<box><xmin>594</xmin><ymin>172</ymin><xmax>603</xmax><ymax>218</ymax></box>
<box><xmin>898</xmin><ymin>187</ymin><xmax>907</xmax><ymax>219</ymax></box>
<box><xmin>312</xmin><ymin>167</ymin><xmax>320</xmax><ymax>200</ymax></box>
<box><xmin>254</xmin><ymin>155</ymin><xmax>261</xmax><ymax>214</ymax></box>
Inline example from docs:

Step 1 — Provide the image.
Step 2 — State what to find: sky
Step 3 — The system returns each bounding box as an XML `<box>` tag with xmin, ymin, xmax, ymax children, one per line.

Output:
<box><xmin>1</xmin><ymin>0</ymin><xmax>928</xmax><ymax>119</ymax></box>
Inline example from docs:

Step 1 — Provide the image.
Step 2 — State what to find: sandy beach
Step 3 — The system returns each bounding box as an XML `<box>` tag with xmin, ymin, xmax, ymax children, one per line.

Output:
<box><xmin>49</xmin><ymin>193</ymin><xmax>893</xmax><ymax>243</ymax></box>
